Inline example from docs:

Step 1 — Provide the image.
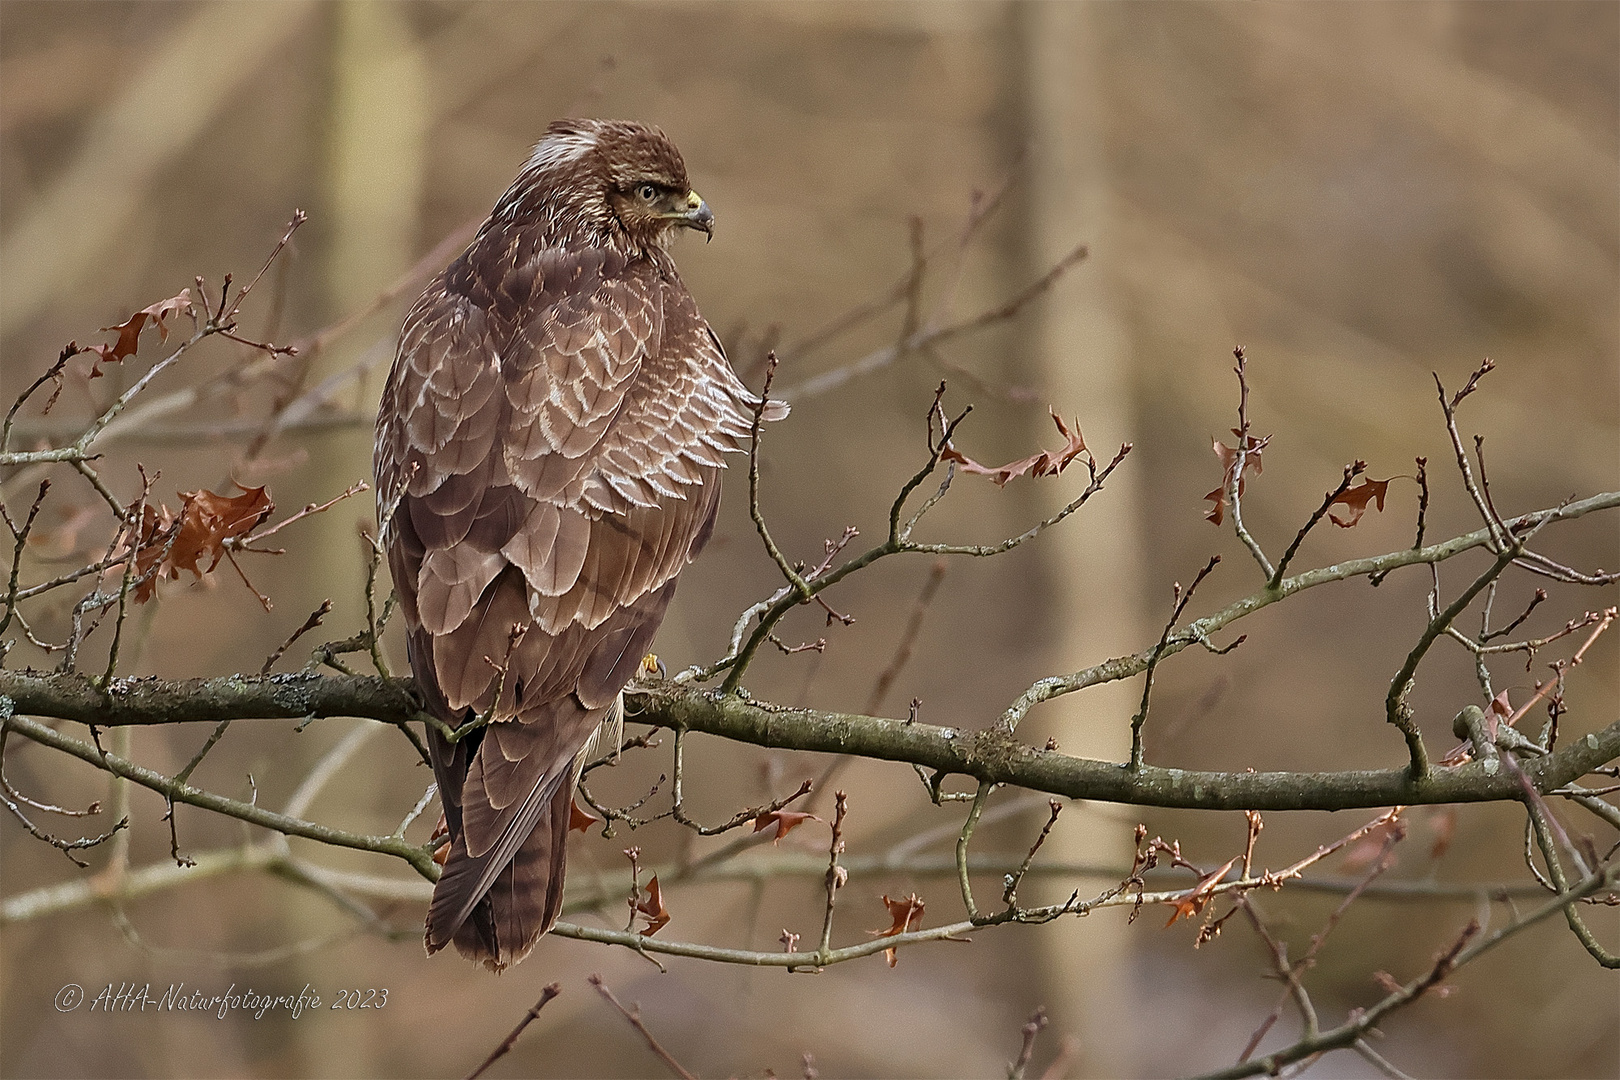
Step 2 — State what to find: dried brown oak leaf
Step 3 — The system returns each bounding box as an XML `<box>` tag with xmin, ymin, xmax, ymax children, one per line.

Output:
<box><xmin>89</xmin><ymin>289</ymin><xmax>194</xmax><ymax>376</ymax></box>
<box><xmin>1203</xmin><ymin>431</ymin><xmax>1269</xmax><ymax>526</ymax></box>
<box><xmin>870</xmin><ymin>892</ymin><xmax>926</xmax><ymax>967</ymax></box>
<box><xmin>1327</xmin><ymin>478</ymin><xmax>1390</xmax><ymax>527</ymax></box>
<box><xmin>132</xmin><ymin>484</ymin><xmax>273</xmax><ymax>602</ymax></box>
<box><xmin>632</xmin><ymin>874</ymin><xmax>671</xmax><ymax>936</ymax></box>
<box><xmin>569</xmin><ymin>797</ymin><xmax>602</xmax><ymax>834</ymax></box>
<box><xmin>1164</xmin><ymin>856</ymin><xmax>1239</xmax><ymax>928</ymax></box>
<box><xmin>942</xmin><ymin>410</ymin><xmax>1088</xmax><ymax>487</ymax></box>
<box><xmin>752</xmin><ymin>810</ymin><xmax>822</xmax><ymax>844</ymax></box>
<box><xmin>169</xmin><ymin>484</ymin><xmax>273</xmax><ymax>577</ymax></box>
<box><xmin>130</xmin><ymin>504</ymin><xmax>175</xmax><ymax>602</ymax></box>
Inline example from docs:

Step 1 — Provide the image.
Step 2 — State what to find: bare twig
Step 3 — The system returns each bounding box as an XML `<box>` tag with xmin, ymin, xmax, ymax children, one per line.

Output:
<box><xmin>233</xmin><ymin>481</ymin><xmax>368</xmax><ymax>548</ymax></box>
<box><xmin>666</xmin><ymin>727</ymin><xmax>814</xmax><ymax>836</ymax></box>
<box><xmin>1003</xmin><ymin>800</ymin><xmax>1064</xmax><ymax>909</ymax></box>
<box><xmin>221</xmin><ymin>211</ymin><xmax>306</xmax><ymax>324</ymax></box>
<box><xmin>1225</xmin><ymin>347</ymin><xmax>1274</xmax><ymax>580</ymax></box>
<box><xmin>1435</xmin><ymin>360</ymin><xmax>1504</xmax><ymax>548</ymax></box>
<box><xmin>587</xmin><ymin>975</ymin><xmax>696</xmax><ymax>1080</ymax></box>
<box><xmin>2</xmin><ymin>711</ymin><xmax>438</xmax><ymax>879</ymax></box>
<box><xmin>0</xmin><ymin>712</ymin><xmax>126</xmax><ymax>866</ymax></box>
<box><xmin>748</xmin><ymin>352</ymin><xmax>810</xmax><ymax>599</ymax></box>
<box><xmin>867</xmin><ymin>559</ymin><xmax>948</xmax><ymax>715</ymax></box>
<box><xmin>779</xmin><ymin>209</ymin><xmax>1085</xmax><ymax>402</ymax></box>
<box><xmin>1238</xmin><ymin>821</ymin><xmax>1403</xmax><ymax>1063</ymax></box>
<box><xmin>1008</xmin><ymin>1007</ymin><xmax>1049</xmax><ymax>1080</ymax></box>
<box><xmin>719</xmin><ymin>385</ymin><xmax>1128</xmax><ymax>695</ymax></box>
<box><xmin>1130</xmin><ymin>556</ymin><xmax>1222</xmax><ymax>769</ymax></box>
<box><xmin>465</xmin><ymin>984</ymin><xmax>561</xmax><ymax>1080</ymax></box>
<box><xmin>261</xmin><ymin>600</ymin><xmax>332</xmax><ymax>674</ymax></box>
<box><xmin>1194</xmin><ymin>862</ymin><xmax>1620</xmax><ymax>1080</ymax></box>
<box><xmin>956</xmin><ymin>781</ymin><xmax>994</xmax><ymax>920</ymax></box>
<box><xmin>809</xmin><ymin>559</ymin><xmax>948</xmax><ymax>802</ymax></box>
<box><xmin>817</xmin><ymin>791</ymin><xmax>849</xmax><ymax>964</ymax></box>
<box><xmin>1271</xmin><ymin>461</ymin><xmax>1366</xmax><ymax>586</ymax></box>
<box><xmin>1375</xmin><ymin>456</ymin><xmax>1431</xmax><ymax>588</ymax></box>
<box><xmin>0</xmin><ymin>479</ymin><xmax>51</xmax><ymax>638</ymax></box>
<box><xmin>1482</xmin><ymin>587</ymin><xmax>1548</xmax><ymax>643</ymax></box>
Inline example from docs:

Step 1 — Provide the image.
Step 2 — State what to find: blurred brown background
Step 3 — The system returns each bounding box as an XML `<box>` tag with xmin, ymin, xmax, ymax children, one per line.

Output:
<box><xmin>1</xmin><ymin>3</ymin><xmax>1615</xmax><ymax>1077</ymax></box>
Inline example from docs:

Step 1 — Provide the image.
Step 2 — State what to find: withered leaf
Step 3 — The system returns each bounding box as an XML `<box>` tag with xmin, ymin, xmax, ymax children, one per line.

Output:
<box><xmin>130</xmin><ymin>484</ymin><xmax>274</xmax><ymax>603</ymax></box>
<box><xmin>168</xmin><ymin>484</ymin><xmax>274</xmax><ymax>578</ymax></box>
<box><xmin>1213</xmin><ymin>432</ymin><xmax>1268</xmax><ymax>478</ymax></box>
<box><xmin>752</xmin><ymin>809</ymin><xmax>822</xmax><ymax>844</ymax></box>
<box><xmin>130</xmin><ymin>504</ymin><xmax>176</xmax><ymax>603</ymax></box>
<box><xmin>941</xmin><ymin>410</ymin><xmax>1088</xmax><ymax>487</ymax></box>
<box><xmin>870</xmin><ymin>892</ymin><xmax>926</xmax><ymax>967</ymax></box>
<box><xmin>1204</xmin><ymin>432</ymin><xmax>1269</xmax><ymax>525</ymax></box>
<box><xmin>89</xmin><ymin>289</ymin><xmax>194</xmax><ymax>376</ymax></box>
<box><xmin>139</xmin><ymin>290</ymin><xmax>194</xmax><ymax>341</ymax></box>
<box><xmin>1164</xmin><ymin>856</ymin><xmax>1239</xmax><ymax>928</ymax></box>
<box><xmin>633</xmin><ymin>874</ymin><xmax>671</xmax><ymax>936</ymax></box>
<box><xmin>569</xmin><ymin>797</ymin><xmax>601</xmax><ymax>834</ymax></box>
<box><xmin>1327</xmin><ymin>478</ymin><xmax>1390</xmax><ymax>528</ymax></box>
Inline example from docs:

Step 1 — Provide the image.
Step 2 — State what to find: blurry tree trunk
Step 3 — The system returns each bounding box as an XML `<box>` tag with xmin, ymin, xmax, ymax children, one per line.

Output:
<box><xmin>290</xmin><ymin>5</ymin><xmax>427</xmax><ymax>1075</ymax></box>
<box><xmin>1016</xmin><ymin>3</ymin><xmax>1148</xmax><ymax>1074</ymax></box>
<box><xmin>303</xmin><ymin>0</ymin><xmax>427</xmax><ymax>639</ymax></box>
<box><xmin>324</xmin><ymin>3</ymin><xmax>427</xmax><ymax>313</ymax></box>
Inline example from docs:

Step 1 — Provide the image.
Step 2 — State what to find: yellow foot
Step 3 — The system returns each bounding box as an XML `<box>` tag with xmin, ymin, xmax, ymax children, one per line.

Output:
<box><xmin>639</xmin><ymin>653</ymin><xmax>666</xmax><ymax>679</ymax></box>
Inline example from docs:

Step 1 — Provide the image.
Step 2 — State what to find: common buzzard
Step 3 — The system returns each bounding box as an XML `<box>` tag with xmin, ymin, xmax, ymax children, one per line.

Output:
<box><xmin>375</xmin><ymin>119</ymin><xmax>785</xmax><ymax>970</ymax></box>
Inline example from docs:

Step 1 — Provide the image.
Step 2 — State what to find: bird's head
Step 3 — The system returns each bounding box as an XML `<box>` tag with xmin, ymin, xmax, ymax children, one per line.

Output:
<box><xmin>513</xmin><ymin>118</ymin><xmax>713</xmax><ymax>252</ymax></box>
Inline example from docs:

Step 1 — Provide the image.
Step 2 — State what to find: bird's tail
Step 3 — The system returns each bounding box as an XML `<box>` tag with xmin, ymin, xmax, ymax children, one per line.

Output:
<box><xmin>427</xmin><ymin>776</ymin><xmax>572</xmax><ymax>972</ymax></box>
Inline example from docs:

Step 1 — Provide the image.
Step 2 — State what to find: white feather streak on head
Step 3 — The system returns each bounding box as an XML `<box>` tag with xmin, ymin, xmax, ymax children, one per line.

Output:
<box><xmin>524</xmin><ymin>129</ymin><xmax>598</xmax><ymax>173</ymax></box>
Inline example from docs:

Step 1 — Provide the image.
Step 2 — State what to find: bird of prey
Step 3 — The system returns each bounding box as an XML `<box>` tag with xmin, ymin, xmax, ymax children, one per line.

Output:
<box><xmin>374</xmin><ymin>119</ymin><xmax>785</xmax><ymax>971</ymax></box>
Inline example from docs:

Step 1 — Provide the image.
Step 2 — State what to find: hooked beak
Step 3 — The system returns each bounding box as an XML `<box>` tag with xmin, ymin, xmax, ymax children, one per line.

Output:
<box><xmin>678</xmin><ymin>189</ymin><xmax>714</xmax><ymax>240</ymax></box>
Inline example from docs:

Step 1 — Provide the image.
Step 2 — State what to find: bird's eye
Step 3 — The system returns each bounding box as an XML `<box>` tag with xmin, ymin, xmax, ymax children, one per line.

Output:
<box><xmin>637</xmin><ymin>183</ymin><xmax>658</xmax><ymax>202</ymax></box>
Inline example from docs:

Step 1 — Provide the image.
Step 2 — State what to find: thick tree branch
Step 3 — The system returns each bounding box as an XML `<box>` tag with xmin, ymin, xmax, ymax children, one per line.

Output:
<box><xmin>3</xmin><ymin>671</ymin><xmax>1614</xmax><ymax>813</ymax></box>
<box><xmin>636</xmin><ymin>689</ymin><xmax>1617</xmax><ymax>810</ymax></box>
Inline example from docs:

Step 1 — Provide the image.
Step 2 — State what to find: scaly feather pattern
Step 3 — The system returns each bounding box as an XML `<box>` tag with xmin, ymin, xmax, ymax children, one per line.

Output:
<box><xmin>375</xmin><ymin>119</ymin><xmax>784</xmax><ymax>970</ymax></box>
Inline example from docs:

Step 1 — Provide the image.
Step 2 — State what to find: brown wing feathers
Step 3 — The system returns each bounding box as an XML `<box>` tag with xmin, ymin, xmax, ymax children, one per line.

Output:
<box><xmin>375</xmin><ymin>121</ymin><xmax>778</xmax><ymax>971</ymax></box>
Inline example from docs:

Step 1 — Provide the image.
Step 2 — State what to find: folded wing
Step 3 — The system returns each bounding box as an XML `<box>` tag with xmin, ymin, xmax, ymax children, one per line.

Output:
<box><xmin>375</xmin><ymin>241</ymin><xmax>780</xmax><ymax>969</ymax></box>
